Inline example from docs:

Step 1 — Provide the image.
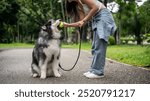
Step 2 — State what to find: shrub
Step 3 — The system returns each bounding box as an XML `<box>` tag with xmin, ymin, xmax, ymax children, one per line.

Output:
<box><xmin>147</xmin><ymin>39</ymin><xmax>150</xmax><ymax>43</ymax></box>
<box><xmin>121</xmin><ymin>37</ymin><xmax>135</xmax><ymax>44</ymax></box>
<box><xmin>109</xmin><ymin>36</ymin><xmax>116</xmax><ymax>45</ymax></box>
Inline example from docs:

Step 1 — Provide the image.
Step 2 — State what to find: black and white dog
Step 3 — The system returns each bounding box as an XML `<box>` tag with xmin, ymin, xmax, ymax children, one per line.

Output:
<box><xmin>31</xmin><ymin>19</ymin><xmax>62</xmax><ymax>79</ymax></box>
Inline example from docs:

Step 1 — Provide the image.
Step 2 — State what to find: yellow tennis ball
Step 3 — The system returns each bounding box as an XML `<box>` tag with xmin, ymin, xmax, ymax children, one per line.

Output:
<box><xmin>59</xmin><ymin>22</ymin><xmax>64</xmax><ymax>28</ymax></box>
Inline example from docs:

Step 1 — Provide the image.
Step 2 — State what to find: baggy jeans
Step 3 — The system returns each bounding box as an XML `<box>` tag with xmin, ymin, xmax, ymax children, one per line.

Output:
<box><xmin>89</xmin><ymin>8</ymin><xmax>116</xmax><ymax>75</ymax></box>
<box><xmin>90</xmin><ymin>30</ymin><xmax>108</xmax><ymax>75</ymax></box>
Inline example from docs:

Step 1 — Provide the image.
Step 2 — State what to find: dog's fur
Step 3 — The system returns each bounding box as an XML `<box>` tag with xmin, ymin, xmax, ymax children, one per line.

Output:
<box><xmin>31</xmin><ymin>19</ymin><xmax>62</xmax><ymax>79</ymax></box>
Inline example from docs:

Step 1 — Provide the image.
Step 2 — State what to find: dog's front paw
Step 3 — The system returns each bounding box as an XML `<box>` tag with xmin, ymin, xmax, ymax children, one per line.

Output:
<box><xmin>54</xmin><ymin>73</ymin><xmax>61</xmax><ymax>78</ymax></box>
<box><xmin>40</xmin><ymin>75</ymin><xmax>46</xmax><ymax>79</ymax></box>
<box><xmin>32</xmin><ymin>73</ymin><xmax>38</xmax><ymax>78</ymax></box>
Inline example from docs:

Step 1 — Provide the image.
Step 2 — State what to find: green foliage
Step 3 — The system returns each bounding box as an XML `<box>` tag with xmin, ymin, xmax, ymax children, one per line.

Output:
<box><xmin>18</xmin><ymin>0</ymin><xmax>62</xmax><ymax>24</ymax></box>
<box><xmin>147</xmin><ymin>39</ymin><xmax>150</xmax><ymax>43</ymax></box>
<box><xmin>113</xmin><ymin>0</ymin><xmax>150</xmax><ymax>45</ymax></box>
<box><xmin>143</xmin><ymin>33</ymin><xmax>150</xmax><ymax>42</ymax></box>
<box><xmin>115</xmin><ymin>0</ymin><xmax>136</xmax><ymax>35</ymax></box>
<box><xmin>1</xmin><ymin>0</ymin><xmax>150</xmax><ymax>45</ymax></box>
<box><xmin>121</xmin><ymin>37</ymin><xmax>135</xmax><ymax>44</ymax></box>
<box><xmin>109</xmin><ymin>36</ymin><xmax>116</xmax><ymax>45</ymax></box>
<box><xmin>139</xmin><ymin>0</ymin><xmax>150</xmax><ymax>34</ymax></box>
<box><xmin>143</xmin><ymin>33</ymin><xmax>150</xmax><ymax>43</ymax></box>
<box><xmin>0</xmin><ymin>0</ymin><xmax>20</xmax><ymax>25</ymax></box>
<box><xmin>0</xmin><ymin>0</ymin><xmax>20</xmax><ymax>43</ymax></box>
<box><xmin>0</xmin><ymin>0</ymin><xmax>65</xmax><ymax>43</ymax></box>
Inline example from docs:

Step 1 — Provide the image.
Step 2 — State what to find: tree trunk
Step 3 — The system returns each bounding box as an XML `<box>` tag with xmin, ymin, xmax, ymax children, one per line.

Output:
<box><xmin>60</xmin><ymin>0</ymin><xmax>68</xmax><ymax>41</ymax></box>
<box><xmin>135</xmin><ymin>13</ymin><xmax>142</xmax><ymax>45</ymax></box>
<box><xmin>114</xmin><ymin>28</ymin><xmax>120</xmax><ymax>44</ymax></box>
<box><xmin>50</xmin><ymin>0</ymin><xmax>53</xmax><ymax>18</ymax></box>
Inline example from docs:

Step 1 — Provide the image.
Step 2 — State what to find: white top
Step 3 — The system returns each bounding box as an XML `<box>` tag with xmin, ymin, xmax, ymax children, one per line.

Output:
<box><xmin>82</xmin><ymin>0</ymin><xmax>103</xmax><ymax>15</ymax></box>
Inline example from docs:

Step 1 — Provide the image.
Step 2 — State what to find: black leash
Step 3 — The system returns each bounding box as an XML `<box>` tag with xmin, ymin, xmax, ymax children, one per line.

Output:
<box><xmin>59</xmin><ymin>27</ymin><xmax>83</xmax><ymax>71</ymax></box>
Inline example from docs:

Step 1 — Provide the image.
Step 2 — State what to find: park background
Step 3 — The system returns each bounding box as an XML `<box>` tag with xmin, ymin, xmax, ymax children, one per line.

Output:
<box><xmin>0</xmin><ymin>0</ymin><xmax>150</xmax><ymax>69</ymax></box>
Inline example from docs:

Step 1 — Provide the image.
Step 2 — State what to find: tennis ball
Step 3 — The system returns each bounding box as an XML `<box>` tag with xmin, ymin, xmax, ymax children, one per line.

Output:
<box><xmin>59</xmin><ymin>21</ymin><xmax>64</xmax><ymax>28</ymax></box>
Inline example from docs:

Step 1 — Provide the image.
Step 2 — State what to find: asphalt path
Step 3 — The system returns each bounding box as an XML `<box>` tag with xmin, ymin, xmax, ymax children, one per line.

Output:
<box><xmin>0</xmin><ymin>48</ymin><xmax>150</xmax><ymax>84</ymax></box>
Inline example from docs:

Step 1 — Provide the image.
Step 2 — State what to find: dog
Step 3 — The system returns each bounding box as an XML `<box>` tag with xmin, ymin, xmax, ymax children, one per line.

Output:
<box><xmin>31</xmin><ymin>19</ymin><xmax>62</xmax><ymax>79</ymax></box>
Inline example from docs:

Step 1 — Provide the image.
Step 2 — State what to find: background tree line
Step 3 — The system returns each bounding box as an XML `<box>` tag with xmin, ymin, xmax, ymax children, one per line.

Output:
<box><xmin>0</xmin><ymin>0</ymin><xmax>150</xmax><ymax>45</ymax></box>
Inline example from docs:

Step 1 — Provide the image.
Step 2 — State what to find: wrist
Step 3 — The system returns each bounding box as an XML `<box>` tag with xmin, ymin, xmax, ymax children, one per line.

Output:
<box><xmin>63</xmin><ymin>22</ymin><xmax>68</xmax><ymax>27</ymax></box>
<box><xmin>83</xmin><ymin>19</ymin><xmax>87</xmax><ymax>23</ymax></box>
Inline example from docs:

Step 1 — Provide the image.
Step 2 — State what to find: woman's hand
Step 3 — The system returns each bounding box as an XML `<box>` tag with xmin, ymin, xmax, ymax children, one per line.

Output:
<box><xmin>63</xmin><ymin>21</ymin><xmax>85</xmax><ymax>27</ymax></box>
<box><xmin>78</xmin><ymin>20</ymin><xmax>85</xmax><ymax>27</ymax></box>
<box><xmin>63</xmin><ymin>22</ymin><xmax>69</xmax><ymax>27</ymax></box>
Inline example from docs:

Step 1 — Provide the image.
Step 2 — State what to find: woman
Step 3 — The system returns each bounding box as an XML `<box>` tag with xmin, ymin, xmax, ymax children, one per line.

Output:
<box><xmin>63</xmin><ymin>0</ymin><xmax>116</xmax><ymax>79</ymax></box>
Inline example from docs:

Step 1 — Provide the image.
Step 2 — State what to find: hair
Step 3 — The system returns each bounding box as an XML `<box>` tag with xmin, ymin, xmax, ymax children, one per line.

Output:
<box><xmin>66</xmin><ymin>1</ymin><xmax>79</xmax><ymax>21</ymax></box>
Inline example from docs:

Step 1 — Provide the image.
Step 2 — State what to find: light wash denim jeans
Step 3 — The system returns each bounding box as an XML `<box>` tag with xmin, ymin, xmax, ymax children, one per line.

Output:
<box><xmin>89</xmin><ymin>8</ymin><xmax>116</xmax><ymax>75</ymax></box>
<box><xmin>90</xmin><ymin>30</ymin><xmax>107</xmax><ymax>75</ymax></box>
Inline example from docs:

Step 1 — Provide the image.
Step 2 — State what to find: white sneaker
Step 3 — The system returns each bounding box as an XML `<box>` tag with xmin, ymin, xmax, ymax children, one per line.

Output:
<box><xmin>83</xmin><ymin>72</ymin><xmax>91</xmax><ymax>76</ymax></box>
<box><xmin>85</xmin><ymin>72</ymin><xmax>104</xmax><ymax>79</ymax></box>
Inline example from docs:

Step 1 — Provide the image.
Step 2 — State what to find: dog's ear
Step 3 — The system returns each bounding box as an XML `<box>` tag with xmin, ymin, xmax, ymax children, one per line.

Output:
<box><xmin>45</xmin><ymin>19</ymin><xmax>53</xmax><ymax>26</ymax></box>
<box><xmin>47</xmin><ymin>20</ymin><xmax>52</xmax><ymax>25</ymax></box>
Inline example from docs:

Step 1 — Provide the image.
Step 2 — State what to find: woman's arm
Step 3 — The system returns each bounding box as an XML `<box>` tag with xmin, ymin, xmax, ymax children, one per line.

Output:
<box><xmin>63</xmin><ymin>22</ymin><xmax>80</xmax><ymax>27</ymax></box>
<box><xmin>64</xmin><ymin>0</ymin><xmax>99</xmax><ymax>27</ymax></box>
<box><xmin>81</xmin><ymin>0</ymin><xmax>99</xmax><ymax>22</ymax></box>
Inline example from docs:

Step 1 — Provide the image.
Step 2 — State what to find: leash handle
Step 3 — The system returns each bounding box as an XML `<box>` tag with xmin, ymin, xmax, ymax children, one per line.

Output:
<box><xmin>59</xmin><ymin>27</ymin><xmax>83</xmax><ymax>71</ymax></box>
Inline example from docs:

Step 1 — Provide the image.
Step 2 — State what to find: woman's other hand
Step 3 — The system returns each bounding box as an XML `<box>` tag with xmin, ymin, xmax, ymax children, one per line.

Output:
<box><xmin>78</xmin><ymin>20</ymin><xmax>85</xmax><ymax>27</ymax></box>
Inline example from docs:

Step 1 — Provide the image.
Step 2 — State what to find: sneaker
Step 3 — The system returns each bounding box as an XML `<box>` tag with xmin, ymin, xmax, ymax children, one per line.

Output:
<box><xmin>85</xmin><ymin>72</ymin><xmax>104</xmax><ymax>79</ymax></box>
<box><xmin>83</xmin><ymin>72</ymin><xmax>91</xmax><ymax>76</ymax></box>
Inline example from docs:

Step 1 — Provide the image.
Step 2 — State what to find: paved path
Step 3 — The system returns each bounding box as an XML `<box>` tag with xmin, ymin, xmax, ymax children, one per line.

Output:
<box><xmin>0</xmin><ymin>48</ymin><xmax>150</xmax><ymax>84</ymax></box>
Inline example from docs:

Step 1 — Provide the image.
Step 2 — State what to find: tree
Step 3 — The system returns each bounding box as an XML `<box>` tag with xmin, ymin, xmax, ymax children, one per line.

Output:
<box><xmin>113</xmin><ymin>0</ymin><xmax>127</xmax><ymax>44</ymax></box>
<box><xmin>139</xmin><ymin>0</ymin><xmax>150</xmax><ymax>34</ymax></box>
<box><xmin>16</xmin><ymin>0</ymin><xmax>63</xmax><ymax>42</ymax></box>
<box><xmin>0</xmin><ymin>0</ymin><xmax>20</xmax><ymax>43</ymax></box>
<box><xmin>113</xmin><ymin>0</ymin><xmax>138</xmax><ymax>44</ymax></box>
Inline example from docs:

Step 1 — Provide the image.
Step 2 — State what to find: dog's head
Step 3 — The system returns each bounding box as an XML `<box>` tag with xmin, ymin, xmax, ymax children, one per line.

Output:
<box><xmin>41</xmin><ymin>19</ymin><xmax>62</xmax><ymax>39</ymax></box>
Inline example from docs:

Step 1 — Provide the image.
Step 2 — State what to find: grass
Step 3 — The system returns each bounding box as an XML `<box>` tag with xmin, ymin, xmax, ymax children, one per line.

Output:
<box><xmin>63</xmin><ymin>43</ymin><xmax>150</xmax><ymax>68</ymax></box>
<box><xmin>0</xmin><ymin>43</ymin><xmax>150</xmax><ymax>68</ymax></box>
<box><xmin>106</xmin><ymin>45</ymin><xmax>150</xmax><ymax>68</ymax></box>
<box><xmin>62</xmin><ymin>42</ymin><xmax>91</xmax><ymax>50</ymax></box>
<box><xmin>0</xmin><ymin>43</ymin><xmax>34</xmax><ymax>48</ymax></box>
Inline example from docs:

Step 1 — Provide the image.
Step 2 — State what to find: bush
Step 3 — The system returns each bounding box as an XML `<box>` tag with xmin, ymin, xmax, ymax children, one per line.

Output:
<box><xmin>144</xmin><ymin>33</ymin><xmax>150</xmax><ymax>43</ymax></box>
<box><xmin>143</xmin><ymin>33</ymin><xmax>150</xmax><ymax>42</ymax></box>
<box><xmin>109</xmin><ymin>36</ymin><xmax>116</xmax><ymax>45</ymax></box>
<box><xmin>121</xmin><ymin>37</ymin><xmax>135</xmax><ymax>44</ymax></box>
<box><xmin>147</xmin><ymin>39</ymin><xmax>150</xmax><ymax>43</ymax></box>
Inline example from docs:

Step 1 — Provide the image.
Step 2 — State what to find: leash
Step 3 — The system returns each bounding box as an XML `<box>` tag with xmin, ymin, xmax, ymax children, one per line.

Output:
<box><xmin>59</xmin><ymin>27</ymin><xmax>83</xmax><ymax>71</ymax></box>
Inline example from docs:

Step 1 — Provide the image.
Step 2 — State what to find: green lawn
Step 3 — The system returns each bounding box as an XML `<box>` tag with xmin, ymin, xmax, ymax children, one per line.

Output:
<box><xmin>106</xmin><ymin>45</ymin><xmax>150</xmax><ymax>68</ymax></box>
<box><xmin>62</xmin><ymin>42</ymin><xmax>91</xmax><ymax>50</ymax></box>
<box><xmin>0</xmin><ymin>43</ymin><xmax>34</xmax><ymax>48</ymax></box>
<box><xmin>0</xmin><ymin>43</ymin><xmax>150</xmax><ymax>68</ymax></box>
<box><xmin>63</xmin><ymin>43</ymin><xmax>150</xmax><ymax>68</ymax></box>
